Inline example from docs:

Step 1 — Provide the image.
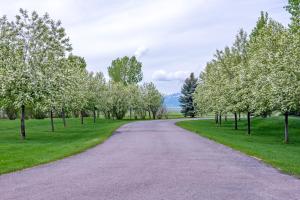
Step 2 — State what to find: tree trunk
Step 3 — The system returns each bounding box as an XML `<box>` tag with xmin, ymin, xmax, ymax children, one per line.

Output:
<box><xmin>50</xmin><ymin>109</ymin><xmax>54</xmax><ymax>132</ymax></box>
<box><xmin>130</xmin><ymin>108</ymin><xmax>132</xmax><ymax>120</ymax></box>
<box><xmin>247</xmin><ymin>112</ymin><xmax>251</xmax><ymax>135</ymax></box>
<box><xmin>284</xmin><ymin>112</ymin><xmax>289</xmax><ymax>143</ymax></box>
<box><xmin>215</xmin><ymin>113</ymin><xmax>219</xmax><ymax>124</ymax></box>
<box><xmin>81</xmin><ymin>111</ymin><xmax>84</xmax><ymax>124</ymax></box>
<box><xmin>238</xmin><ymin>112</ymin><xmax>241</xmax><ymax>121</ymax></box>
<box><xmin>62</xmin><ymin>107</ymin><xmax>66</xmax><ymax>127</ymax></box>
<box><xmin>93</xmin><ymin>107</ymin><xmax>96</xmax><ymax>123</ymax></box>
<box><xmin>148</xmin><ymin>110</ymin><xmax>151</xmax><ymax>119</ymax></box>
<box><xmin>152</xmin><ymin>112</ymin><xmax>156</xmax><ymax>119</ymax></box>
<box><xmin>234</xmin><ymin>112</ymin><xmax>238</xmax><ymax>130</ymax></box>
<box><xmin>20</xmin><ymin>105</ymin><xmax>26</xmax><ymax>140</ymax></box>
<box><xmin>219</xmin><ymin>113</ymin><xmax>222</xmax><ymax>127</ymax></box>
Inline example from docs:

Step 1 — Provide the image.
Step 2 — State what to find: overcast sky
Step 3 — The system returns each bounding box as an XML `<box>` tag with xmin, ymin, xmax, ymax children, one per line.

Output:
<box><xmin>0</xmin><ymin>0</ymin><xmax>290</xmax><ymax>94</ymax></box>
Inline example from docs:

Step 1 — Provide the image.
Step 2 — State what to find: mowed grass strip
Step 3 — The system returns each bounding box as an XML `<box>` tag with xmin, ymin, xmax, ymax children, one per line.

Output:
<box><xmin>177</xmin><ymin>116</ymin><xmax>300</xmax><ymax>177</ymax></box>
<box><xmin>0</xmin><ymin>118</ymin><xmax>128</xmax><ymax>174</ymax></box>
<box><xmin>166</xmin><ymin>111</ymin><xmax>184</xmax><ymax>119</ymax></box>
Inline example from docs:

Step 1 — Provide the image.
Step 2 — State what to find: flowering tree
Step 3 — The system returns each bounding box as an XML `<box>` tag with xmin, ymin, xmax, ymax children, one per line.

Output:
<box><xmin>1</xmin><ymin>9</ymin><xmax>71</xmax><ymax>138</ymax></box>
<box><xmin>193</xmin><ymin>7</ymin><xmax>300</xmax><ymax>143</ymax></box>
<box><xmin>86</xmin><ymin>72</ymin><xmax>106</xmax><ymax>123</ymax></box>
<box><xmin>42</xmin><ymin>18</ymin><xmax>71</xmax><ymax>131</ymax></box>
<box><xmin>0</xmin><ymin>9</ymin><xmax>167</xmax><ymax>139</ymax></box>
<box><xmin>272</xmin><ymin>27</ymin><xmax>300</xmax><ymax>143</ymax></box>
<box><xmin>143</xmin><ymin>82</ymin><xmax>163</xmax><ymax>119</ymax></box>
<box><xmin>108</xmin><ymin>82</ymin><xmax>130</xmax><ymax>119</ymax></box>
<box><xmin>128</xmin><ymin>84</ymin><xmax>143</xmax><ymax>119</ymax></box>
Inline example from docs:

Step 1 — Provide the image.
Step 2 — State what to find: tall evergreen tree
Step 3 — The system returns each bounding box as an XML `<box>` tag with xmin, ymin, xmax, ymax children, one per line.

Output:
<box><xmin>179</xmin><ymin>73</ymin><xmax>198</xmax><ymax>117</ymax></box>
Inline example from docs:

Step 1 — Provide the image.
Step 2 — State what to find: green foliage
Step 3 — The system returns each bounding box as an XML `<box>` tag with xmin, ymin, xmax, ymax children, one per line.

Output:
<box><xmin>143</xmin><ymin>82</ymin><xmax>163</xmax><ymax>119</ymax></box>
<box><xmin>4</xmin><ymin>106</ymin><xmax>17</xmax><ymax>120</ymax></box>
<box><xmin>285</xmin><ymin>0</ymin><xmax>300</xmax><ymax>33</ymax></box>
<box><xmin>250</xmin><ymin>11</ymin><xmax>269</xmax><ymax>39</ymax></box>
<box><xmin>108</xmin><ymin>82</ymin><xmax>130</xmax><ymax>119</ymax></box>
<box><xmin>0</xmin><ymin>9</ymin><xmax>164</xmax><ymax>140</ymax></box>
<box><xmin>127</xmin><ymin>84</ymin><xmax>147</xmax><ymax>119</ymax></box>
<box><xmin>0</xmin><ymin>9</ymin><xmax>75</xmax><ymax>138</ymax></box>
<box><xmin>108</xmin><ymin>56</ymin><xmax>143</xmax><ymax>85</ymax></box>
<box><xmin>193</xmin><ymin>8</ymin><xmax>300</xmax><ymax>140</ymax></box>
<box><xmin>179</xmin><ymin>73</ymin><xmax>198</xmax><ymax>117</ymax></box>
<box><xmin>67</xmin><ymin>54</ymin><xmax>87</xmax><ymax>69</ymax></box>
<box><xmin>1</xmin><ymin>9</ymin><xmax>72</xmax><ymax>109</ymax></box>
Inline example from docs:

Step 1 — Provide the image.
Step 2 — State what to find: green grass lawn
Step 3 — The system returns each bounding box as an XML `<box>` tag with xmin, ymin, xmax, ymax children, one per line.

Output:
<box><xmin>177</xmin><ymin>116</ymin><xmax>300</xmax><ymax>177</ymax></box>
<box><xmin>167</xmin><ymin>111</ymin><xmax>184</xmax><ymax>119</ymax></box>
<box><xmin>0</xmin><ymin>118</ymin><xmax>128</xmax><ymax>174</ymax></box>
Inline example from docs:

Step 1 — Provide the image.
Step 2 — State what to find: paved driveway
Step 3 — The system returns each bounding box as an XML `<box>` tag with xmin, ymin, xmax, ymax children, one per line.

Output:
<box><xmin>1</xmin><ymin>120</ymin><xmax>300</xmax><ymax>200</ymax></box>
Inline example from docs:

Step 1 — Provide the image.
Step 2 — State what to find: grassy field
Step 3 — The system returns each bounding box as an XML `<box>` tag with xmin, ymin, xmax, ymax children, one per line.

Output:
<box><xmin>166</xmin><ymin>111</ymin><xmax>184</xmax><ymax>119</ymax></box>
<box><xmin>177</xmin><ymin>116</ymin><xmax>300</xmax><ymax>177</ymax></box>
<box><xmin>0</xmin><ymin>118</ymin><xmax>128</xmax><ymax>174</ymax></box>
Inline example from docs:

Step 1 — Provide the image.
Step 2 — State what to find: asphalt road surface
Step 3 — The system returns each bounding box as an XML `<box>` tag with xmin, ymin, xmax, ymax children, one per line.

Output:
<box><xmin>1</xmin><ymin>120</ymin><xmax>300</xmax><ymax>200</ymax></box>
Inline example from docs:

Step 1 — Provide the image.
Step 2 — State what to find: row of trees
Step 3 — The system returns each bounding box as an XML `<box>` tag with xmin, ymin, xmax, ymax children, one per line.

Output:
<box><xmin>0</xmin><ymin>9</ymin><xmax>163</xmax><ymax>139</ymax></box>
<box><xmin>106</xmin><ymin>56</ymin><xmax>164</xmax><ymax>119</ymax></box>
<box><xmin>194</xmin><ymin>1</ymin><xmax>300</xmax><ymax>143</ymax></box>
<box><xmin>100</xmin><ymin>81</ymin><xmax>163</xmax><ymax>120</ymax></box>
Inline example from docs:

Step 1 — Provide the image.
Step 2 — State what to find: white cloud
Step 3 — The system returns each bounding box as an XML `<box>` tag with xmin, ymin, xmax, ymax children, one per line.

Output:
<box><xmin>134</xmin><ymin>46</ymin><xmax>149</xmax><ymax>58</ymax></box>
<box><xmin>152</xmin><ymin>70</ymin><xmax>189</xmax><ymax>81</ymax></box>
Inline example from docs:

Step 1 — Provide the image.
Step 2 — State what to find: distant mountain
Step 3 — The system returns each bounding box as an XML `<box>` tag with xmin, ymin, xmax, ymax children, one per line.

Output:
<box><xmin>164</xmin><ymin>93</ymin><xmax>181</xmax><ymax>110</ymax></box>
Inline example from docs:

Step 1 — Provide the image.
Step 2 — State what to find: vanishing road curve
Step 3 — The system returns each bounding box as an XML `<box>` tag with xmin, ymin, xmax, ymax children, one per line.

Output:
<box><xmin>1</xmin><ymin>120</ymin><xmax>300</xmax><ymax>200</ymax></box>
